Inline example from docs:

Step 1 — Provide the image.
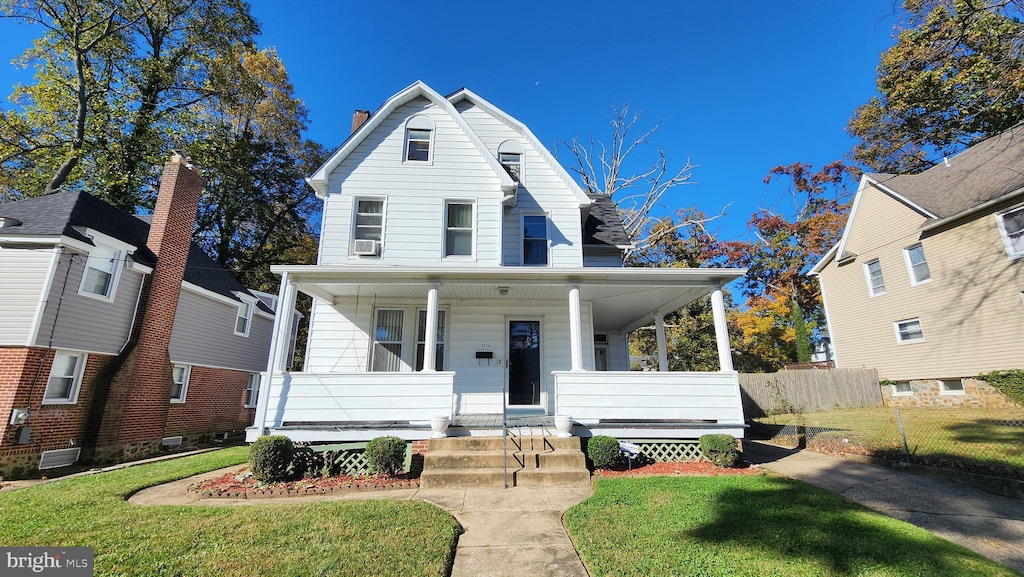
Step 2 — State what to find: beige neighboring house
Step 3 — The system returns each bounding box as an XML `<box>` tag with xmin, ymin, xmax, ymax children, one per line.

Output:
<box><xmin>810</xmin><ymin>124</ymin><xmax>1024</xmax><ymax>408</ymax></box>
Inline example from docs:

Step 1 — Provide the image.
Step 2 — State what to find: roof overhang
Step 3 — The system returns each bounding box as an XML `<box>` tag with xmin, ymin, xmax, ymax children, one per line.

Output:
<box><xmin>273</xmin><ymin>265</ymin><xmax>745</xmax><ymax>333</ymax></box>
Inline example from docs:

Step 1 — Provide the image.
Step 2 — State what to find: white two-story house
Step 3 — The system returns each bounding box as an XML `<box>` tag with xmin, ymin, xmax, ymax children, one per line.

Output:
<box><xmin>249</xmin><ymin>81</ymin><xmax>746</xmax><ymax>446</ymax></box>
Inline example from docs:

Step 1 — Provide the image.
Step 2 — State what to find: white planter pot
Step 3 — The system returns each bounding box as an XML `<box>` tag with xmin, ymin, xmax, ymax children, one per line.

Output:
<box><xmin>430</xmin><ymin>416</ymin><xmax>450</xmax><ymax>439</ymax></box>
<box><xmin>554</xmin><ymin>415</ymin><xmax>573</xmax><ymax>438</ymax></box>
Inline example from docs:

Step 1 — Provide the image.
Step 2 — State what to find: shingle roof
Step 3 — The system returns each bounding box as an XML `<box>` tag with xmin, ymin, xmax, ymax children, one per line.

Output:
<box><xmin>0</xmin><ymin>191</ymin><xmax>269</xmax><ymax>312</ymax></box>
<box><xmin>583</xmin><ymin>194</ymin><xmax>632</xmax><ymax>247</ymax></box>
<box><xmin>869</xmin><ymin>122</ymin><xmax>1024</xmax><ymax>219</ymax></box>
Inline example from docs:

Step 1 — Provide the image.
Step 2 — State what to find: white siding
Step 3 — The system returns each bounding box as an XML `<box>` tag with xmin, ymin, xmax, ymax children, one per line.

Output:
<box><xmin>34</xmin><ymin>252</ymin><xmax>143</xmax><ymax>354</ymax></box>
<box><xmin>0</xmin><ymin>245</ymin><xmax>55</xmax><ymax>345</ymax></box>
<box><xmin>169</xmin><ymin>289</ymin><xmax>273</xmax><ymax>372</ymax></box>
<box><xmin>319</xmin><ymin>98</ymin><xmax>504</xmax><ymax>266</ymax></box>
<box><xmin>455</xmin><ymin>102</ymin><xmax>584</xmax><ymax>267</ymax></box>
<box><xmin>303</xmin><ymin>295</ymin><xmax>597</xmax><ymax>415</ymax></box>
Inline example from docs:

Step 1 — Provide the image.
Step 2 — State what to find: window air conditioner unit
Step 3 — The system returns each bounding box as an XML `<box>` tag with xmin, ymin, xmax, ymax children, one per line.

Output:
<box><xmin>353</xmin><ymin>239</ymin><xmax>380</xmax><ymax>256</ymax></box>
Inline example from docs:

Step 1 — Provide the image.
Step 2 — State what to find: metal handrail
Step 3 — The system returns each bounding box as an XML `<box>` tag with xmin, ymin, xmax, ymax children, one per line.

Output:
<box><xmin>502</xmin><ymin>364</ymin><xmax>508</xmax><ymax>489</ymax></box>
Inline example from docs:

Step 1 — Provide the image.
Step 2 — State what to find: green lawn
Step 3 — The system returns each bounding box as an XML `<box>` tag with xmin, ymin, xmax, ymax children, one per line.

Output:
<box><xmin>753</xmin><ymin>407</ymin><xmax>1024</xmax><ymax>477</ymax></box>
<box><xmin>565</xmin><ymin>476</ymin><xmax>1018</xmax><ymax>577</ymax></box>
<box><xmin>0</xmin><ymin>447</ymin><xmax>460</xmax><ymax>576</ymax></box>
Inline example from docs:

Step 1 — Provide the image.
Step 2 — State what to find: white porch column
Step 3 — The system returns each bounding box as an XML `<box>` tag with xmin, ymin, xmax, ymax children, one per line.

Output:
<box><xmin>654</xmin><ymin>313</ymin><xmax>669</xmax><ymax>372</ymax></box>
<box><xmin>711</xmin><ymin>288</ymin><xmax>734</xmax><ymax>372</ymax></box>
<box><xmin>568</xmin><ymin>283</ymin><xmax>584</xmax><ymax>371</ymax></box>
<box><xmin>255</xmin><ymin>272</ymin><xmax>297</xmax><ymax>436</ymax></box>
<box><xmin>422</xmin><ymin>282</ymin><xmax>439</xmax><ymax>372</ymax></box>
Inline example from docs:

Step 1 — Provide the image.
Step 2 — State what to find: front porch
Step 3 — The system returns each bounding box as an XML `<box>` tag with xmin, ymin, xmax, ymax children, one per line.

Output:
<box><xmin>248</xmin><ymin>265</ymin><xmax>747</xmax><ymax>443</ymax></box>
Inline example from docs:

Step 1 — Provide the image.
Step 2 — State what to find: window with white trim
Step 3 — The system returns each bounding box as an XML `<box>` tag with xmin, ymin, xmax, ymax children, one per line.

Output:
<box><xmin>80</xmin><ymin>244</ymin><xmax>120</xmax><ymax>299</ymax></box>
<box><xmin>371</xmin><ymin>309</ymin><xmax>405</xmax><ymax>371</ymax></box>
<box><xmin>940</xmin><ymin>379</ymin><xmax>966</xmax><ymax>395</ymax></box>
<box><xmin>353</xmin><ymin>198</ymin><xmax>384</xmax><ymax>256</ymax></box>
<box><xmin>445</xmin><ymin>202</ymin><xmax>473</xmax><ymax>257</ymax></box>
<box><xmin>894</xmin><ymin>318</ymin><xmax>924</xmax><ymax>344</ymax></box>
<box><xmin>415</xmin><ymin>309</ymin><xmax>447</xmax><ymax>371</ymax></box>
<box><xmin>864</xmin><ymin>259</ymin><xmax>886</xmax><ymax>296</ymax></box>
<box><xmin>43</xmin><ymin>351</ymin><xmax>86</xmax><ymax>404</ymax></box>
<box><xmin>522</xmin><ymin>215</ymin><xmax>549</xmax><ymax>266</ymax></box>
<box><xmin>498</xmin><ymin>140</ymin><xmax>524</xmax><ymax>182</ymax></box>
<box><xmin>903</xmin><ymin>244</ymin><xmax>931</xmax><ymax>285</ymax></box>
<box><xmin>998</xmin><ymin>206</ymin><xmax>1024</xmax><ymax>258</ymax></box>
<box><xmin>245</xmin><ymin>373</ymin><xmax>259</xmax><ymax>407</ymax></box>
<box><xmin>404</xmin><ymin>116</ymin><xmax>434</xmax><ymax>163</ymax></box>
<box><xmin>234</xmin><ymin>300</ymin><xmax>253</xmax><ymax>336</ymax></box>
<box><xmin>892</xmin><ymin>381</ymin><xmax>913</xmax><ymax>396</ymax></box>
<box><xmin>171</xmin><ymin>364</ymin><xmax>190</xmax><ymax>403</ymax></box>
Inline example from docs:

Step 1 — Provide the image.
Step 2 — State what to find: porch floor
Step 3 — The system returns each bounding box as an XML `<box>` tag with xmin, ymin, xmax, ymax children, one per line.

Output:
<box><xmin>452</xmin><ymin>414</ymin><xmax>552</xmax><ymax>429</ymax></box>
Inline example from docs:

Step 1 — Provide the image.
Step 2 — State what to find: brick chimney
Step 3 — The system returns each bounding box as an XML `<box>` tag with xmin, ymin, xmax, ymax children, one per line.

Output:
<box><xmin>351</xmin><ymin>109</ymin><xmax>371</xmax><ymax>134</ymax></box>
<box><xmin>94</xmin><ymin>154</ymin><xmax>204</xmax><ymax>456</ymax></box>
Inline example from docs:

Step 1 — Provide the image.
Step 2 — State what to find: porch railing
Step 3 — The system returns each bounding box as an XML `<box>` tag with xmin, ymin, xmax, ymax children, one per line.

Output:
<box><xmin>263</xmin><ymin>371</ymin><xmax>455</xmax><ymax>427</ymax></box>
<box><xmin>553</xmin><ymin>371</ymin><xmax>744</xmax><ymax>424</ymax></box>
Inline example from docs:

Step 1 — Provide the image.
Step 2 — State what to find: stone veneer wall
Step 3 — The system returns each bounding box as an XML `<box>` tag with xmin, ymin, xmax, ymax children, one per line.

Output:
<box><xmin>881</xmin><ymin>378</ymin><xmax>1022</xmax><ymax>409</ymax></box>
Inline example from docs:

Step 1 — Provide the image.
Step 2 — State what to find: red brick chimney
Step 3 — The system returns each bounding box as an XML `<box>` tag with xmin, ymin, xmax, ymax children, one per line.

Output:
<box><xmin>97</xmin><ymin>154</ymin><xmax>204</xmax><ymax>455</ymax></box>
<box><xmin>351</xmin><ymin>109</ymin><xmax>371</xmax><ymax>134</ymax></box>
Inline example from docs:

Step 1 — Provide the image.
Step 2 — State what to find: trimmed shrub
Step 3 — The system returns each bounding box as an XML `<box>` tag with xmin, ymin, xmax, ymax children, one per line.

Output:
<box><xmin>978</xmin><ymin>370</ymin><xmax>1024</xmax><ymax>407</ymax></box>
<box><xmin>587</xmin><ymin>435</ymin><xmax>623</xmax><ymax>470</ymax></box>
<box><xmin>699</xmin><ymin>434</ymin><xmax>739</xmax><ymax>468</ymax></box>
<box><xmin>250</xmin><ymin>435</ymin><xmax>294</xmax><ymax>483</ymax></box>
<box><xmin>365</xmin><ymin>436</ymin><xmax>407</xmax><ymax>476</ymax></box>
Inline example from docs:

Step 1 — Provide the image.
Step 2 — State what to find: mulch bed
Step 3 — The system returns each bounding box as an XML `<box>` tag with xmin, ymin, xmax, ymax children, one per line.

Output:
<box><xmin>593</xmin><ymin>461</ymin><xmax>762</xmax><ymax>478</ymax></box>
<box><xmin>189</xmin><ymin>469</ymin><xmax>420</xmax><ymax>500</ymax></box>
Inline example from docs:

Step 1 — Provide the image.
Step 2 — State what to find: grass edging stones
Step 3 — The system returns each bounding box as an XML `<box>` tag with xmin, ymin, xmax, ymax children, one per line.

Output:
<box><xmin>0</xmin><ymin>446</ymin><xmax>461</xmax><ymax>576</ymax></box>
<box><xmin>564</xmin><ymin>475</ymin><xmax>1017</xmax><ymax>576</ymax></box>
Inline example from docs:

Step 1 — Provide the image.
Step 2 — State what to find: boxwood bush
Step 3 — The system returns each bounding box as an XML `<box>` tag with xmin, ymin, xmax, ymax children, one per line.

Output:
<box><xmin>699</xmin><ymin>434</ymin><xmax>739</xmax><ymax>467</ymax></box>
<box><xmin>587</xmin><ymin>435</ymin><xmax>623</xmax><ymax>470</ymax></box>
<box><xmin>250</xmin><ymin>435</ymin><xmax>294</xmax><ymax>483</ymax></box>
<box><xmin>366</xmin><ymin>436</ymin><xmax>407</xmax><ymax>476</ymax></box>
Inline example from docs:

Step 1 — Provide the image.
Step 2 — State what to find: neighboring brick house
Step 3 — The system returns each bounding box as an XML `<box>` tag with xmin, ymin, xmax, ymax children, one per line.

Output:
<box><xmin>0</xmin><ymin>155</ymin><xmax>276</xmax><ymax>478</ymax></box>
<box><xmin>810</xmin><ymin>124</ymin><xmax>1024</xmax><ymax>408</ymax></box>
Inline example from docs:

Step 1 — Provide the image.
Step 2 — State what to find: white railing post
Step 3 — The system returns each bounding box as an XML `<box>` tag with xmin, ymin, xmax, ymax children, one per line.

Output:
<box><xmin>711</xmin><ymin>288</ymin><xmax>734</xmax><ymax>372</ymax></box>
<box><xmin>255</xmin><ymin>272</ymin><xmax>297</xmax><ymax>436</ymax></box>
<box><xmin>654</xmin><ymin>313</ymin><xmax>669</xmax><ymax>372</ymax></box>
<box><xmin>568</xmin><ymin>283</ymin><xmax>584</xmax><ymax>372</ymax></box>
<box><xmin>422</xmin><ymin>282</ymin><xmax>439</xmax><ymax>372</ymax></box>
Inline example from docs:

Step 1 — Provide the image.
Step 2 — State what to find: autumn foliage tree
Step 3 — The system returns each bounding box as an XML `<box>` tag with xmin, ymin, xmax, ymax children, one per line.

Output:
<box><xmin>722</xmin><ymin>161</ymin><xmax>857</xmax><ymax>369</ymax></box>
<box><xmin>848</xmin><ymin>0</ymin><xmax>1024</xmax><ymax>173</ymax></box>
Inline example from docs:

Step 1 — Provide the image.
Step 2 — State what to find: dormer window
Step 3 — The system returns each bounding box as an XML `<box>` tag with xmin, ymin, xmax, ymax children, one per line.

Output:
<box><xmin>80</xmin><ymin>244</ymin><xmax>120</xmax><ymax>300</ymax></box>
<box><xmin>404</xmin><ymin>116</ymin><xmax>435</xmax><ymax>163</ymax></box>
<box><xmin>498</xmin><ymin>140</ymin><xmax>524</xmax><ymax>182</ymax></box>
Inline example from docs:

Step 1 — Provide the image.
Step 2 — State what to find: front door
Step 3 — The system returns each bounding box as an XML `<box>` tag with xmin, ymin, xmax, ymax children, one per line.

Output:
<box><xmin>508</xmin><ymin>320</ymin><xmax>541</xmax><ymax>405</ymax></box>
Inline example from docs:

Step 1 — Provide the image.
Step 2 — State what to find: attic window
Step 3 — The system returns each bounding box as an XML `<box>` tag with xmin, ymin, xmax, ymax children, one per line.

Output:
<box><xmin>997</xmin><ymin>206</ymin><xmax>1024</xmax><ymax>258</ymax></box>
<box><xmin>404</xmin><ymin>116</ymin><xmax>435</xmax><ymax>163</ymax></box>
<box><xmin>498</xmin><ymin>140</ymin><xmax>524</xmax><ymax>181</ymax></box>
<box><xmin>234</xmin><ymin>299</ymin><xmax>254</xmax><ymax>337</ymax></box>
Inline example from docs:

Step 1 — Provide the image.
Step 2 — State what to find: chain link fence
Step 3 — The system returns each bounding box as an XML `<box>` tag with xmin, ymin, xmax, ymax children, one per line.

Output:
<box><xmin>750</xmin><ymin>406</ymin><xmax>1024</xmax><ymax>481</ymax></box>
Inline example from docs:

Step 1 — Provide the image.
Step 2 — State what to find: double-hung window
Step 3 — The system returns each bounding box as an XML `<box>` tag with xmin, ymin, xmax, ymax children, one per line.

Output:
<box><xmin>894</xmin><ymin>318</ymin><xmax>924</xmax><ymax>344</ymax></box>
<box><xmin>171</xmin><ymin>364</ymin><xmax>190</xmax><ymax>403</ymax></box>
<box><xmin>445</xmin><ymin>202</ymin><xmax>473</xmax><ymax>257</ymax></box>
<box><xmin>903</xmin><ymin>244</ymin><xmax>931</xmax><ymax>285</ymax></box>
<box><xmin>498</xmin><ymin>140</ymin><xmax>524</xmax><ymax>181</ymax></box>
<box><xmin>864</xmin><ymin>259</ymin><xmax>886</xmax><ymax>296</ymax></box>
<box><xmin>415</xmin><ymin>309</ymin><xmax>446</xmax><ymax>370</ymax></box>
<box><xmin>245</xmin><ymin>373</ymin><xmax>260</xmax><ymax>407</ymax></box>
<box><xmin>998</xmin><ymin>206</ymin><xmax>1024</xmax><ymax>258</ymax></box>
<box><xmin>371</xmin><ymin>309</ymin><xmax>405</xmax><ymax>371</ymax></box>
<box><xmin>404</xmin><ymin>116</ymin><xmax>434</xmax><ymax>163</ymax></box>
<box><xmin>80</xmin><ymin>245</ymin><xmax>120</xmax><ymax>299</ymax></box>
<box><xmin>353</xmin><ymin>199</ymin><xmax>384</xmax><ymax>256</ymax></box>
<box><xmin>234</xmin><ymin>300</ymin><xmax>253</xmax><ymax>336</ymax></box>
<box><xmin>43</xmin><ymin>351</ymin><xmax>86</xmax><ymax>404</ymax></box>
<box><xmin>523</xmin><ymin>215</ymin><xmax>549</xmax><ymax>266</ymax></box>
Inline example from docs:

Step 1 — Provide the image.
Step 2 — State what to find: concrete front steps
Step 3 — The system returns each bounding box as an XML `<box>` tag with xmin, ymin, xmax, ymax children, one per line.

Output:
<box><xmin>420</xmin><ymin>436</ymin><xmax>591</xmax><ymax>488</ymax></box>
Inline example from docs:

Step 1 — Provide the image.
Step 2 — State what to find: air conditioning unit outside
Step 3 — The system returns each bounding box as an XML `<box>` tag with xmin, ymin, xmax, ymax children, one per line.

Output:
<box><xmin>353</xmin><ymin>239</ymin><xmax>379</xmax><ymax>256</ymax></box>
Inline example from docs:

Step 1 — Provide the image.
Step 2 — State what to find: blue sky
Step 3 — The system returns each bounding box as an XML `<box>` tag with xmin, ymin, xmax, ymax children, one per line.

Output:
<box><xmin>0</xmin><ymin>1</ymin><xmax>900</xmax><ymax>242</ymax></box>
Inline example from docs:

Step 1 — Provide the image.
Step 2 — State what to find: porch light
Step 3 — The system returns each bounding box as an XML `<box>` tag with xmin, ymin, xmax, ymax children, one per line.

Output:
<box><xmin>497</xmin><ymin>286</ymin><xmax>510</xmax><ymax>296</ymax></box>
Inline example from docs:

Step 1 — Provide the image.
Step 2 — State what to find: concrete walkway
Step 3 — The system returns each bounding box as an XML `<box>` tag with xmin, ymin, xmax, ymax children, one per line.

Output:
<box><xmin>746</xmin><ymin>441</ymin><xmax>1024</xmax><ymax>574</ymax></box>
<box><xmin>131</xmin><ymin>473</ymin><xmax>592</xmax><ymax>576</ymax></box>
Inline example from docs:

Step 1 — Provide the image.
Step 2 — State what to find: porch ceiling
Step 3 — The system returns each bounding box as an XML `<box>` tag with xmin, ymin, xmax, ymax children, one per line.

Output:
<box><xmin>275</xmin><ymin>265</ymin><xmax>745</xmax><ymax>333</ymax></box>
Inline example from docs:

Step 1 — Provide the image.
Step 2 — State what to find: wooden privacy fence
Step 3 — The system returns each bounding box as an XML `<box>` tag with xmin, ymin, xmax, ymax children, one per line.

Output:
<box><xmin>739</xmin><ymin>368</ymin><xmax>881</xmax><ymax>417</ymax></box>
